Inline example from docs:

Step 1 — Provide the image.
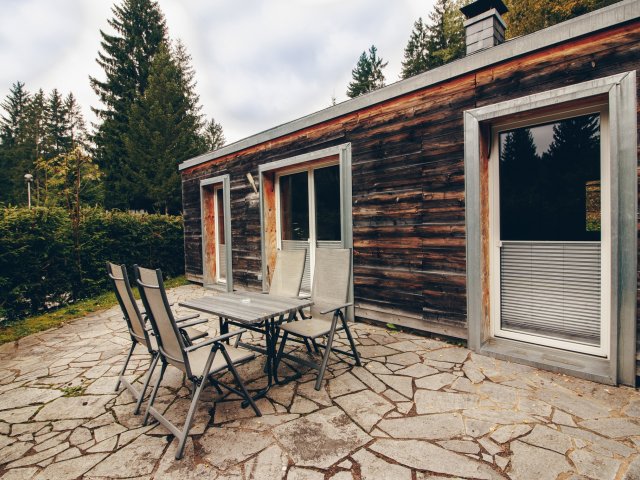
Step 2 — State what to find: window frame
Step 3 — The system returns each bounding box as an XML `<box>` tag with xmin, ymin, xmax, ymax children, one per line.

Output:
<box><xmin>488</xmin><ymin>105</ymin><xmax>611</xmax><ymax>357</ymax></box>
<box><xmin>200</xmin><ymin>175</ymin><xmax>233</xmax><ymax>292</ymax></box>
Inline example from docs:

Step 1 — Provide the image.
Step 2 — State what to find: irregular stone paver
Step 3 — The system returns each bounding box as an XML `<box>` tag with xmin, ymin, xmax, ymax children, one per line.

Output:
<box><xmin>414</xmin><ymin>390</ymin><xmax>478</xmax><ymax>414</ymax></box>
<box><xmin>244</xmin><ymin>444</ymin><xmax>288</xmax><ymax>479</ymax></box>
<box><xmin>520</xmin><ymin>424</ymin><xmax>573</xmax><ymax>454</ymax></box>
<box><xmin>370</xmin><ymin>439</ymin><xmax>505</xmax><ymax>479</ymax></box>
<box><xmin>35</xmin><ymin>396</ymin><xmax>113</xmax><ymax>421</ymax></box>
<box><xmin>87</xmin><ymin>435</ymin><xmax>166</xmax><ymax>477</ymax></box>
<box><xmin>199</xmin><ymin>428</ymin><xmax>272</xmax><ymax>470</ymax></box>
<box><xmin>273</xmin><ymin>407</ymin><xmax>370</xmax><ymax>468</ymax></box>
<box><xmin>352</xmin><ymin>448</ymin><xmax>412</xmax><ymax>480</ymax></box>
<box><xmin>0</xmin><ymin>388</ymin><xmax>63</xmax><ymax>411</ymax></box>
<box><xmin>509</xmin><ymin>440</ymin><xmax>572</xmax><ymax>480</ymax></box>
<box><xmin>0</xmin><ymin>283</ymin><xmax>638</xmax><ymax>479</ymax></box>
<box><xmin>569</xmin><ymin>448</ymin><xmax>621</xmax><ymax>480</ymax></box>
<box><xmin>34</xmin><ymin>453</ymin><xmax>107</xmax><ymax>480</ymax></box>
<box><xmin>579</xmin><ymin>417</ymin><xmax>640</xmax><ymax>438</ymax></box>
<box><xmin>378</xmin><ymin>413</ymin><xmax>465</xmax><ymax>440</ymax></box>
<box><xmin>334</xmin><ymin>390</ymin><xmax>393</xmax><ymax>432</ymax></box>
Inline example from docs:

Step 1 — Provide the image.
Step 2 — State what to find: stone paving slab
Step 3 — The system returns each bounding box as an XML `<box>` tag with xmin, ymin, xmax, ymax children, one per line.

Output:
<box><xmin>0</xmin><ymin>284</ymin><xmax>639</xmax><ymax>479</ymax></box>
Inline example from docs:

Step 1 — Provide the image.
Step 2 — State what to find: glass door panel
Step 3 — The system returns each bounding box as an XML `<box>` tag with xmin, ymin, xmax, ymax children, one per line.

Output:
<box><xmin>314</xmin><ymin>165</ymin><xmax>341</xmax><ymax>249</ymax></box>
<box><xmin>497</xmin><ymin>113</ymin><xmax>603</xmax><ymax>348</ymax></box>
<box><xmin>279</xmin><ymin>172</ymin><xmax>311</xmax><ymax>291</ymax></box>
<box><xmin>215</xmin><ymin>187</ymin><xmax>226</xmax><ymax>283</ymax></box>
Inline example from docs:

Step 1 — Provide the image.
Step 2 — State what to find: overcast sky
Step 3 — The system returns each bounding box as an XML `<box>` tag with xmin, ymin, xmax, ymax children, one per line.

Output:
<box><xmin>0</xmin><ymin>0</ymin><xmax>436</xmax><ymax>144</ymax></box>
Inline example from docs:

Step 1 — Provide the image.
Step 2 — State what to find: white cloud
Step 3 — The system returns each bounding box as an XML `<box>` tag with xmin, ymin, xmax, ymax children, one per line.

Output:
<box><xmin>0</xmin><ymin>0</ymin><xmax>435</xmax><ymax>142</ymax></box>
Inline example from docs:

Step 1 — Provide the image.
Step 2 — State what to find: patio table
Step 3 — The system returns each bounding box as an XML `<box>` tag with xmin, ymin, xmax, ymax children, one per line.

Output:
<box><xmin>179</xmin><ymin>292</ymin><xmax>313</xmax><ymax>401</ymax></box>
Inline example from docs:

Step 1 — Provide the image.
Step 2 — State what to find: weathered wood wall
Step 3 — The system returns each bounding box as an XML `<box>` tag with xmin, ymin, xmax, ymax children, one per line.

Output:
<box><xmin>181</xmin><ymin>22</ymin><xmax>640</xmax><ymax>346</ymax></box>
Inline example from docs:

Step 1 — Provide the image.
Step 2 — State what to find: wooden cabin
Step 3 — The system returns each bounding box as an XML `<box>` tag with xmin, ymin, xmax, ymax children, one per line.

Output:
<box><xmin>180</xmin><ymin>0</ymin><xmax>639</xmax><ymax>386</ymax></box>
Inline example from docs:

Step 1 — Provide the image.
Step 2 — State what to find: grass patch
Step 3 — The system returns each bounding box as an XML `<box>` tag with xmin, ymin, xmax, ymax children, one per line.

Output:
<box><xmin>0</xmin><ymin>275</ymin><xmax>189</xmax><ymax>345</ymax></box>
<box><xmin>60</xmin><ymin>385</ymin><xmax>86</xmax><ymax>397</ymax></box>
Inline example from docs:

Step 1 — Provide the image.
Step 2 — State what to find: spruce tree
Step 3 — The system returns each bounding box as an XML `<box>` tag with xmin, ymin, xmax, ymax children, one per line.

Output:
<box><xmin>425</xmin><ymin>0</ymin><xmax>466</xmax><ymax>69</ymax></box>
<box><xmin>401</xmin><ymin>18</ymin><xmax>430</xmax><ymax>79</ymax></box>
<box><xmin>90</xmin><ymin>0</ymin><xmax>167</xmax><ymax>209</ymax></box>
<box><xmin>123</xmin><ymin>43</ymin><xmax>204</xmax><ymax>213</ymax></box>
<box><xmin>203</xmin><ymin>119</ymin><xmax>226</xmax><ymax>151</ymax></box>
<box><xmin>64</xmin><ymin>93</ymin><xmax>89</xmax><ymax>150</ymax></box>
<box><xmin>0</xmin><ymin>82</ymin><xmax>31</xmax><ymax>204</ymax></box>
<box><xmin>45</xmin><ymin>89</ymin><xmax>71</xmax><ymax>159</ymax></box>
<box><xmin>346</xmin><ymin>45</ymin><xmax>388</xmax><ymax>98</ymax></box>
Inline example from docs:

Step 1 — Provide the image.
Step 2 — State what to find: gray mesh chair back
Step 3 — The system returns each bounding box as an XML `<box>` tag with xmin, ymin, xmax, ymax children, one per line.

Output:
<box><xmin>135</xmin><ymin>266</ymin><xmax>190</xmax><ymax>376</ymax></box>
<box><xmin>107</xmin><ymin>262</ymin><xmax>161</xmax><ymax>415</ymax></box>
<box><xmin>107</xmin><ymin>262</ymin><xmax>151</xmax><ymax>351</ymax></box>
<box><xmin>269</xmin><ymin>249</ymin><xmax>306</xmax><ymax>297</ymax></box>
<box><xmin>310</xmin><ymin>248</ymin><xmax>351</xmax><ymax>320</ymax></box>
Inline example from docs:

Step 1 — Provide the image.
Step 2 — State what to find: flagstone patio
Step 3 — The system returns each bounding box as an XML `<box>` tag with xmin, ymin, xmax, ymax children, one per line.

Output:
<box><xmin>1</xmin><ymin>284</ymin><xmax>639</xmax><ymax>479</ymax></box>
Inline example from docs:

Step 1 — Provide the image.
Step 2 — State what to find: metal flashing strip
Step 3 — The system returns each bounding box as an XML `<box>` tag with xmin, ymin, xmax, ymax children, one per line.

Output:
<box><xmin>179</xmin><ymin>0</ymin><xmax>640</xmax><ymax>172</ymax></box>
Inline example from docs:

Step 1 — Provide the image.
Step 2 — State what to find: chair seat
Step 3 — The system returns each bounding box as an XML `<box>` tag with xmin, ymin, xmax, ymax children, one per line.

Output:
<box><xmin>145</xmin><ymin>327</ymin><xmax>206</xmax><ymax>352</ymax></box>
<box><xmin>184</xmin><ymin>327</ymin><xmax>207</xmax><ymax>341</ymax></box>
<box><xmin>187</xmin><ymin>345</ymin><xmax>255</xmax><ymax>375</ymax></box>
<box><xmin>280</xmin><ymin>318</ymin><xmax>333</xmax><ymax>339</ymax></box>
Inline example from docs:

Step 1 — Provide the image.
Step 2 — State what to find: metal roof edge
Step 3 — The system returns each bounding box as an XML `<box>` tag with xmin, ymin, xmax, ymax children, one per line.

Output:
<box><xmin>179</xmin><ymin>0</ymin><xmax>640</xmax><ymax>171</ymax></box>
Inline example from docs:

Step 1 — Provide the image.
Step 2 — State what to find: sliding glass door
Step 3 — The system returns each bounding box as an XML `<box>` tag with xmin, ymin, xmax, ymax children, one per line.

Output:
<box><xmin>277</xmin><ymin>164</ymin><xmax>341</xmax><ymax>292</ymax></box>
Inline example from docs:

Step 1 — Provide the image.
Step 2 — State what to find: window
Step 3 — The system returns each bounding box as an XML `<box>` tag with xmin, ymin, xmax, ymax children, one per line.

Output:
<box><xmin>276</xmin><ymin>164</ymin><xmax>341</xmax><ymax>291</ymax></box>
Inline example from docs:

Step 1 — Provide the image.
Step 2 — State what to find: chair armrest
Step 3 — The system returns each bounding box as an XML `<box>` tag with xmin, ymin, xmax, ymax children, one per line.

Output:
<box><xmin>177</xmin><ymin>318</ymin><xmax>208</xmax><ymax>329</ymax></box>
<box><xmin>184</xmin><ymin>329</ymin><xmax>247</xmax><ymax>352</ymax></box>
<box><xmin>319</xmin><ymin>302</ymin><xmax>353</xmax><ymax>315</ymax></box>
<box><xmin>175</xmin><ymin>313</ymin><xmax>200</xmax><ymax>323</ymax></box>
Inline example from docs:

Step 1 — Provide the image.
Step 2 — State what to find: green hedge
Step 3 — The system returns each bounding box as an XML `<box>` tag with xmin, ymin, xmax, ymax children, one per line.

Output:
<box><xmin>0</xmin><ymin>207</ymin><xmax>184</xmax><ymax>321</ymax></box>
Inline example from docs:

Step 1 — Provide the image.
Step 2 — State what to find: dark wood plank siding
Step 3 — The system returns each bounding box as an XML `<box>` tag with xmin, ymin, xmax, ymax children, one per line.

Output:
<box><xmin>182</xmin><ymin>22</ymin><xmax>640</xmax><ymax>345</ymax></box>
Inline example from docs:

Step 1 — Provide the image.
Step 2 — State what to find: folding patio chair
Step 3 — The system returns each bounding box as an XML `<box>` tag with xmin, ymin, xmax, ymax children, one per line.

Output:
<box><xmin>274</xmin><ymin>248</ymin><xmax>361</xmax><ymax>391</ymax></box>
<box><xmin>108</xmin><ymin>262</ymin><xmax>207</xmax><ymax>415</ymax></box>
<box><xmin>134</xmin><ymin>265</ymin><xmax>261</xmax><ymax>460</ymax></box>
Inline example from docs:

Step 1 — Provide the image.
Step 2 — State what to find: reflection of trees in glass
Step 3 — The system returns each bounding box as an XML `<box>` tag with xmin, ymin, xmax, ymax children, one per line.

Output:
<box><xmin>315</xmin><ymin>166</ymin><xmax>341</xmax><ymax>241</ymax></box>
<box><xmin>499</xmin><ymin>114</ymin><xmax>601</xmax><ymax>241</ymax></box>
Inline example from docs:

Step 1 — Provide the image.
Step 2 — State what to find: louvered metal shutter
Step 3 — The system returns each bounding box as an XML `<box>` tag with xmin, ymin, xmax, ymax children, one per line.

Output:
<box><xmin>500</xmin><ymin>241</ymin><xmax>601</xmax><ymax>346</ymax></box>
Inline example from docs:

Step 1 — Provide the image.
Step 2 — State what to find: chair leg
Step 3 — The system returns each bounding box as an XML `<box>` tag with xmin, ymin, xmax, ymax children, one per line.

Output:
<box><xmin>314</xmin><ymin>315</ymin><xmax>339</xmax><ymax>391</ymax></box>
<box><xmin>133</xmin><ymin>352</ymin><xmax>159</xmax><ymax>415</ymax></box>
<box><xmin>273</xmin><ymin>331</ymin><xmax>289</xmax><ymax>377</ymax></box>
<box><xmin>340</xmin><ymin>313</ymin><xmax>361</xmax><ymax>367</ymax></box>
<box><xmin>175</xmin><ymin>377</ymin><xmax>208</xmax><ymax>460</ymax></box>
<box><xmin>311</xmin><ymin>338</ymin><xmax>320</xmax><ymax>354</ymax></box>
<box><xmin>220</xmin><ymin>347</ymin><xmax>261</xmax><ymax>417</ymax></box>
<box><xmin>143</xmin><ymin>361</ymin><xmax>166</xmax><ymax>426</ymax></box>
<box><xmin>303</xmin><ymin>338</ymin><xmax>313</xmax><ymax>354</ymax></box>
<box><xmin>115</xmin><ymin>342</ymin><xmax>137</xmax><ymax>391</ymax></box>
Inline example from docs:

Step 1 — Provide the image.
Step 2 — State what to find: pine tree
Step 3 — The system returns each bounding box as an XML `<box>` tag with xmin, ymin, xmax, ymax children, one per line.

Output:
<box><xmin>0</xmin><ymin>82</ymin><xmax>31</xmax><ymax>204</ymax></box>
<box><xmin>504</xmin><ymin>0</ymin><xmax>619</xmax><ymax>38</ymax></box>
<box><xmin>203</xmin><ymin>119</ymin><xmax>225</xmax><ymax>151</ymax></box>
<box><xmin>400</xmin><ymin>18</ymin><xmax>430</xmax><ymax>79</ymax></box>
<box><xmin>45</xmin><ymin>89</ymin><xmax>71</xmax><ymax>159</ymax></box>
<box><xmin>64</xmin><ymin>93</ymin><xmax>89</xmax><ymax>150</ymax></box>
<box><xmin>426</xmin><ymin>0</ymin><xmax>466</xmax><ymax>69</ymax></box>
<box><xmin>123</xmin><ymin>43</ymin><xmax>204</xmax><ymax>213</ymax></box>
<box><xmin>90</xmin><ymin>0</ymin><xmax>167</xmax><ymax>209</ymax></box>
<box><xmin>346</xmin><ymin>45</ymin><xmax>388</xmax><ymax>98</ymax></box>
<box><xmin>24</xmin><ymin>89</ymin><xmax>48</xmax><ymax>205</ymax></box>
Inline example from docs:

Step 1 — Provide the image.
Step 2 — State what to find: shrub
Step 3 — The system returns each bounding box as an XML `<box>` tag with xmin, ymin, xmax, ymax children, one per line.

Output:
<box><xmin>0</xmin><ymin>207</ymin><xmax>184</xmax><ymax>321</ymax></box>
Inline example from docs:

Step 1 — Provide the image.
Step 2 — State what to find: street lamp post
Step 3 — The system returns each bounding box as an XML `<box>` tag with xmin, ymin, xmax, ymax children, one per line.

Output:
<box><xmin>24</xmin><ymin>173</ymin><xmax>33</xmax><ymax>209</ymax></box>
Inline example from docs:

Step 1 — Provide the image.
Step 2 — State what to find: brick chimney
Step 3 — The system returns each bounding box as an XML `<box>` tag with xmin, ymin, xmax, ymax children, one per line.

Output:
<box><xmin>460</xmin><ymin>0</ymin><xmax>509</xmax><ymax>55</ymax></box>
